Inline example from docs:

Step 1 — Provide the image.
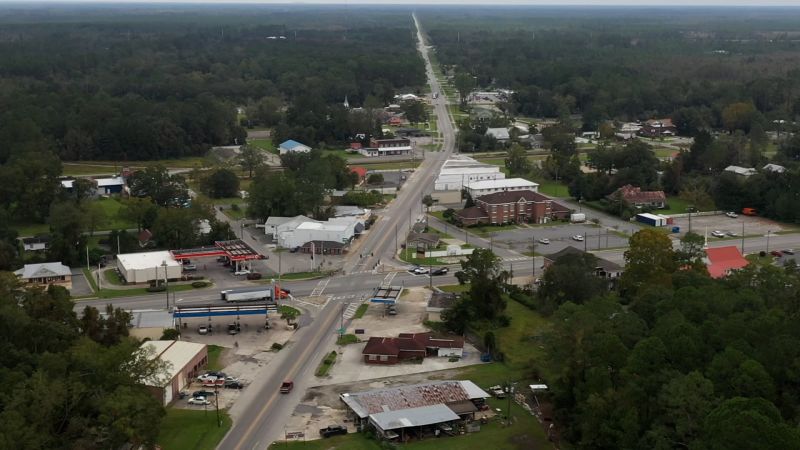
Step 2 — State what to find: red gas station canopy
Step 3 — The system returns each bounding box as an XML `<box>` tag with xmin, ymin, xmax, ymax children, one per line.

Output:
<box><xmin>170</xmin><ymin>239</ymin><xmax>263</xmax><ymax>262</ymax></box>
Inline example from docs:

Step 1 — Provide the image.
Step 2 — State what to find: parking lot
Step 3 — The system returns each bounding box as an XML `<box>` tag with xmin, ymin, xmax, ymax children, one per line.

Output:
<box><xmin>488</xmin><ymin>223</ymin><xmax>632</xmax><ymax>255</ymax></box>
<box><xmin>669</xmin><ymin>213</ymin><xmax>789</xmax><ymax>239</ymax></box>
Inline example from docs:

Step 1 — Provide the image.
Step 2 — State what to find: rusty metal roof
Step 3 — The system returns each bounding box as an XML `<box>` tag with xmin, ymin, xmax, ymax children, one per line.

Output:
<box><xmin>340</xmin><ymin>380</ymin><xmax>489</xmax><ymax>419</ymax></box>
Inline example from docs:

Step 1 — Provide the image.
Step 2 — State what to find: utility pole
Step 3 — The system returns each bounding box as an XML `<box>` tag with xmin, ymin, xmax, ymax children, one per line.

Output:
<box><xmin>531</xmin><ymin>236</ymin><xmax>535</xmax><ymax>289</ymax></box>
<box><xmin>766</xmin><ymin>230</ymin><xmax>772</xmax><ymax>253</ymax></box>
<box><xmin>741</xmin><ymin>221</ymin><xmax>745</xmax><ymax>254</ymax></box>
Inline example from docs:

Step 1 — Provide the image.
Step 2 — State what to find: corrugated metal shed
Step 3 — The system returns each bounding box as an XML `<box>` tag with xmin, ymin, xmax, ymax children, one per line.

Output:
<box><xmin>369</xmin><ymin>404</ymin><xmax>459</xmax><ymax>431</ymax></box>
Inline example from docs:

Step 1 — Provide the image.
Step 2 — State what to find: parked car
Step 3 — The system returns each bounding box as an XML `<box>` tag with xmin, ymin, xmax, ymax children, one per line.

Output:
<box><xmin>225</xmin><ymin>380</ymin><xmax>244</xmax><ymax>389</ymax></box>
<box><xmin>771</xmin><ymin>250</ymin><xmax>783</xmax><ymax>257</ymax></box>
<box><xmin>783</xmin><ymin>249</ymin><xmax>795</xmax><ymax>255</ymax></box>
<box><xmin>320</xmin><ymin>425</ymin><xmax>348</xmax><ymax>438</ymax></box>
<box><xmin>387</xmin><ymin>305</ymin><xmax>398</xmax><ymax>315</ymax></box>
<box><xmin>188</xmin><ymin>397</ymin><xmax>211</xmax><ymax>406</ymax></box>
<box><xmin>711</xmin><ymin>230</ymin><xmax>726</xmax><ymax>238</ymax></box>
<box><xmin>228</xmin><ymin>323</ymin><xmax>239</xmax><ymax>335</ymax></box>
<box><xmin>192</xmin><ymin>390</ymin><xmax>215</xmax><ymax>398</ymax></box>
<box><xmin>538</xmin><ymin>238</ymin><xmax>550</xmax><ymax>244</ymax></box>
<box><xmin>289</xmin><ymin>247</ymin><xmax>299</xmax><ymax>253</ymax></box>
<box><xmin>233</xmin><ymin>269</ymin><xmax>251</xmax><ymax>276</ymax></box>
<box><xmin>280</xmin><ymin>381</ymin><xmax>294</xmax><ymax>393</ymax></box>
<box><xmin>726</xmin><ymin>211</ymin><xmax>739</xmax><ymax>218</ymax></box>
<box><xmin>431</xmin><ymin>267</ymin><xmax>449</xmax><ymax>276</ymax></box>
<box><xmin>198</xmin><ymin>326</ymin><xmax>209</xmax><ymax>335</ymax></box>
<box><xmin>183</xmin><ymin>264</ymin><xmax>197</xmax><ymax>272</ymax></box>
<box><xmin>571</xmin><ymin>235</ymin><xmax>584</xmax><ymax>242</ymax></box>
<box><xmin>246</xmin><ymin>272</ymin><xmax>263</xmax><ymax>280</ymax></box>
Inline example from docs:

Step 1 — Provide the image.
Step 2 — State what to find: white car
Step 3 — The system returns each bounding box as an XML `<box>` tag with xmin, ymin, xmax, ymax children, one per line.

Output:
<box><xmin>412</xmin><ymin>267</ymin><xmax>429</xmax><ymax>275</ymax></box>
<box><xmin>726</xmin><ymin>211</ymin><xmax>738</xmax><ymax>218</ymax></box>
<box><xmin>711</xmin><ymin>230</ymin><xmax>726</xmax><ymax>238</ymax></box>
<box><xmin>233</xmin><ymin>269</ymin><xmax>251</xmax><ymax>276</ymax></box>
<box><xmin>538</xmin><ymin>238</ymin><xmax>550</xmax><ymax>245</ymax></box>
<box><xmin>572</xmin><ymin>235</ymin><xmax>584</xmax><ymax>242</ymax></box>
<box><xmin>188</xmin><ymin>397</ymin><xmax>211</xmax><ymax>406</ymax></box>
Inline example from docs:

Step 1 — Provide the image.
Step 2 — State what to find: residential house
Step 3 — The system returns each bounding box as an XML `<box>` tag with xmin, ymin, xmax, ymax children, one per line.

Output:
<box><xmin>485</xmin><ymin>128</ymin><xmax>510</xmax><ymax>142</ymax></box>
<box><xmin>610</xmin><ymin>184</ymin><xmax>667</xmax><ymax>209</ymax></box>
<box><xmin>464</xmin><ymin>178</ymin><xmax>539</xmax><ymax>198</ymax></box>
<box><xmin>406</xmin><ymin>232</ymin><xmax>441</xmax><ymax>251</ymax></box>
<box><xmin>638</xmin><ymin>118</ymin><xmax>677</xmax><ymax>137</ymax></box>
<box><xmin>456</xmin><ymin>190</ymin><xmax>570</xmax><ymax>226</ymax></box>
<box><xmin>14</xmin><ymin>262</ymin><xmax>72</xmax><ymax>289</ymax></box>
<box><xmin>544</xmin><ymin>246</ymin><xmax>623</xmax><ymax>280</ymax></box>
<box><xmin>616</xmin><ymin>122</ymin><xmax>642</xmax><ymax>140</ymax></box>
<box><xmin>278</xmin><ymin>140</ymin><xmax>312</xmax><ymax>155</ymax></box>
<box><xmin>359</xmin><ymin>138</ymin><xmax>413</xmax><ymax>157</ymax></box>
<box><xmin>350</xmin><ymin>166</ymin><xmax>368</xmax><ymax>184</ymax></box>
<box><xmin>705</xmin><ymin>246</ymin><xmax>748</xmax><ymax>278</ymax></box>
<box><xmin>724</xmin><ymin>165</ymin><xmax>757</xmax><ymax>177</ymax></box>
<box><xmin>434</xmin><ymin>156</ymin><xmax>505</xmax><ymax>191</ymax></box>
<box><xmin>763</xmin><ymin>163</ymin><xmax>786</xmax><ymax>174</ymax></box>
<box><xmin>95</xmin><ymin>176</ymin><xmax>125</xmax><ymax>195</ymax></box>
<box><xmin>20</xmin><ymin>236</ymin><xmax>50</xmax><ymax>252</ymax></box>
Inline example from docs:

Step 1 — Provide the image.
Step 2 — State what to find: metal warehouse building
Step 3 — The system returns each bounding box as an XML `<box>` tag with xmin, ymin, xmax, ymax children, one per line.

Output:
<box><xmin>140</xmin><ymin>340</ymin><xmax>208</xmax><ymax>406</ymax></box>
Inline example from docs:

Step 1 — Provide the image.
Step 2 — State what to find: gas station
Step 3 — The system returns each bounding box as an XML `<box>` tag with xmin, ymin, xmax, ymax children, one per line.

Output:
<box><xmin>170</xmin><ymin>239</ymin><xmax>264</xmax><ymax>272</ymax></box>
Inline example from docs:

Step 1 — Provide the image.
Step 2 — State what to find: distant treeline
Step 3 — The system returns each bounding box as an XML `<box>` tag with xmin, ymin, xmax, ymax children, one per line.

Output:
<box><xmin>0</xmin><ymin>7</ymin><xmax>425</xmax><ymax>162</ymax></box>
<box><xmin>422</xmin><ymin>10</ymin><xmax>800</xmax><ymax>130</ymax></box>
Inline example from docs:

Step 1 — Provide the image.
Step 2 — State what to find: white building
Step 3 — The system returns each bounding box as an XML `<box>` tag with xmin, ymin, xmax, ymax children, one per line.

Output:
<box><xmin>278</xmin><ymin>140</ymin><xmax>312</xmax><ymax>155</ymax></box>
<box><xmin>616</xmin><ymin>122</ymin><xmax>641</xmax><ymax>140</ymax></box>
<box><xmin>266</xmin><ymin>216</ymin><xmax>359</xmax><ymax>249</ymax></box>
<box><xmin>724</xmin><ymin>165</ymin><xmax>757</xmax><ymax>177</ymax></box>
<box><xmin>763</xmin><ymin>163</ymin><xmax>786</xmax><ymax>174</ymax></box>
<box><xmin>485</xmin><ymin>128</ymin><xmax>510</xmax><ymax>142</ymax></box>
<box><xmin>465</xmin><ymin>178</ymin><xmax>539</xmax><ymax>198</ymax></box>
<box><xmin>94</xmin><ymin>176</ymin><xmax>125</xmax><ymax>195</ymax></box>
<box><xmin>434</xmin><ymin>156</ymin><xmax>505</xmax><ymax>191</ymax></box>
<box><xmin>117</xmin><ymin>251</ymin><xmax>182</xmax><ymax>284</ymax></box>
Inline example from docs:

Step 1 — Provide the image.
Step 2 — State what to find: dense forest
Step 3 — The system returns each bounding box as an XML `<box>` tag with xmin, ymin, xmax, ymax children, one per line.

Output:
<box><xmin>0</xmin><ymin>275</ymin><xmax>165</xmax><ymax>449</ymax></box>
<box><xmin>422</xmin><ymin>8</ymin><xmax>800</xmax><ymax>129</ymax></box>
<box><xmin>0</xmin><ymin>5</ymin><xmax>425</xmax><ymax>163</ymax></box>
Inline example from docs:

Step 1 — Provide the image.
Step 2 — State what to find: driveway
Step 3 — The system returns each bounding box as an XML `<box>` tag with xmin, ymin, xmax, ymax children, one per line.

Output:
<box><xmin>69</xmin><ymin>268</ymin><xmax>94</xmax><ymax>297</ymax></box>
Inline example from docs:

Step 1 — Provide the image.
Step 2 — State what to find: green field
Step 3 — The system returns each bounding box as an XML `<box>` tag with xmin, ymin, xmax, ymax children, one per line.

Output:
<box><xmin>157</xmin><ymin>408</ymin><xmax>232</xmax><ymax>450</ymax></box>
<box><xmin>61</xmin><ymin>164</ymin><xmax>120</xmax><ymax>176</ymax></box>
<box><xmin>93</xmin><ymin>197</ymin><xmax>137</xmax><ymax>231</ymax></box>
<box><xmin>490</xmin><ymin>300</ymin><xmax>550</xmax><ymax>369</ymax></box>
<box><xmin>249</xmin><ymin>138</ymin><xmax>277</xmax><ymax>154</ymax></box>
<box><xmin>358</xmin><ymin>161</ymin><xmax>420</xmax><ymax>170</ymax></box>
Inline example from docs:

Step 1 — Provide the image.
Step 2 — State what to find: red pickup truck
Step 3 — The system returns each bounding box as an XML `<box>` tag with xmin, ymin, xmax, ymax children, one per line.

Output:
<box><xmin>280</xmin><ymin>381</ymin><xmax>294</xmax><ymax>393</ymax></box>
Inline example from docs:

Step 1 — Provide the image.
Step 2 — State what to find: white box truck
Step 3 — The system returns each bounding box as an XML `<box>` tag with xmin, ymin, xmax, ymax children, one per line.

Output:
<box><xmin>570</xmin><ymin>213</ymin><xmax>586</xmax><ymax>223</ymax></box>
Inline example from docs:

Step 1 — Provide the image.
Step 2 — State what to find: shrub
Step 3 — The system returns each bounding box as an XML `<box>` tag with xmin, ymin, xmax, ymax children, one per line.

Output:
<box><xmin>271</xmin><ymin>342</ymin><xmax>283</xmax><ymax>351</ymax></box>
<box><xmin>191</xmin><ymin>281</ymin><xmax>209</xmax><ymax>288</ymax></box>
<box><xmin>160</xmin><ymin>328</ymin><xmax>180</xmax><ymax>340</ymax></box>
<box><xmin>146</xmin><ymin>285</ymin><xmax>166</xmax><ymax>292</ymax></box>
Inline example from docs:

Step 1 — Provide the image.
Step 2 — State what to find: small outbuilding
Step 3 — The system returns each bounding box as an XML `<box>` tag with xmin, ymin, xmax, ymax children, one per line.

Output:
<box><xmin>279</xmin><ymin>140</ymin><xmax>312</xmax><ymax>155</ymax></box>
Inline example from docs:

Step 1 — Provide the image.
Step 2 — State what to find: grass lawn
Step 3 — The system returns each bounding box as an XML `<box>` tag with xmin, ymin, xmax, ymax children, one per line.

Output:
<box><xmin>222</xmin><ymin>205</ymin><xmax>247</xmax><ymax>221</ymax></box>
<box><xmin>207</xmin><ymin>345</ymin><xmax>225</xmax><ymax>371</ymax></box>
<box><xmin>11</xmin><ymin>221</ymin><xmax>50</xmax><ymax>237</ymax></box>
<box><xmin>427</xmin><ymin>225</ymin><xmax>453</xmax><ymax>239</ymax></box>
<box><xmin>746</xmin><ymin>253</ymin><xmax>776</xmax><ymax>267</ymax></box>
<box><xmin>80</xmin><ymin>157</ymin><xmax>210</xmax><ymax>169</ymax></box>
<box><xmin>467</xmin><ymin>223</ymin><xmax>521</xmax><ymax>236</ymax></box>
<box><xmin>103</xmin><ymin>269</ymin><xmax>124</xmax><ymax>285</ymax></box>
<box><xmin>491</xmin><ymin>300</ymin><xmax>550</xmax><ymax>369</ymax></box>
<box><xmin>531</xmin><ymin>179</ymin><xmax>569</xmax><ymax>198</ymax></box>
<box><xmin>315</xmin><ymin>350</ymin><xmax>338</xmax><ymax>377</ymax></box>
<box><xmin>336</xmin><ymin>334</ymin><xmax>360</xmax><ymax>345</ymax></box>
<box><xmin>80</xmin><ymin>269</ymin><xmax>205</xmax><ymax>298</ymax></box>
<box><xmin>278</xmin><ymin>305</ymin><xmax>301</xmax><ymax>317</ymax></box>
<box><xmin>660</xmin><ymin>196</ymin><xmax>715</xmax><ymax>215</ymax></box>
<box><xmin>322</xmin><ymin>149</ymin><xmax>362</xmax><ymax>160</ymax></box>
<box><xmin>157</xmin><ymin>408</ymin><xmax>232</xmax><ymax>450</ymax></box>
<box><xmin>61</xmin><ymin>164</ymin><xmax>119</xmax><ymax>176</ymax></box>
<box><xmin>358</xmin><ymin>161</ymin><xmax>420</xmax><ymax>171</ymax></box>
<box><xmin>92</xmin><ymin>197</ymin><xmax>137</xmax><ymax>230</ymax></box>
<box><xmin>353</xmin><ymin>304</ymin><xmax>369</xmax><ymax>319</ymax></box>
<box><xmin>249</xmin><ymin>138</ymin><xmax>277</xmax><ymax>154</ymax></box>
<box><xmin>398</xmin><ymin>250</ymin><xmax>449</xmax><ymax>266</ymax></box>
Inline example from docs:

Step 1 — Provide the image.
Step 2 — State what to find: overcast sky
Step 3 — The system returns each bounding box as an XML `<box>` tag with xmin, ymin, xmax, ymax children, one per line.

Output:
<box><xmin>6</xmin><ymin>0</ymin><xmax>800</xmax><ymax>6</ymax></box>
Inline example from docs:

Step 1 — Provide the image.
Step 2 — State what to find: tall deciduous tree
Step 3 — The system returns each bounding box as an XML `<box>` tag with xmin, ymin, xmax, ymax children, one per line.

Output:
<box><xmin>621</xmin><ymin>229</ymin><xmax>676</xmax><ymax>297</ymax></box>
<box><xmin>239</xmin><ymin>144</ymin><xmax>263</xmax><ymax>178</ymax></box>
<box><xmin>504</xmin><ymin>143</ymin><xmax>530</xmax><ymax>176</ymax></box>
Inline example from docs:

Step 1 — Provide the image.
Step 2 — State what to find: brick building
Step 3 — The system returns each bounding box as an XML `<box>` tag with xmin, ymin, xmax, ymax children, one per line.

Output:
<box><xmin>456</xmin><ymin>190</ymin><xmax>570</xmax><ymax>226</ymax></box>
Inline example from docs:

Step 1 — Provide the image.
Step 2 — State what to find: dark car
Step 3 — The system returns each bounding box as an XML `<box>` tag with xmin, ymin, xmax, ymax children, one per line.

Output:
<box><xmin>192</xmin><ymin>390</ymin><xmax>215</xmax><ymax>398</ymax></box>
<box><xmin>225</xmin><ymin>380</ymin><xmax>244</xmax><ymax>389</ymax></box>
<box><xmin>320</xmin><ymin>425</ymin><xmax>347</xmax><ymax>438</ymax></box>
<box><xmin>246</xmin><ymin>272</ymin><xmax>263</xmax><ymax>280</ymax></box>
<box><xmin>431</xmin><ymin>267</ymin><xmax>449</xmax><ymax>276</ymax></box>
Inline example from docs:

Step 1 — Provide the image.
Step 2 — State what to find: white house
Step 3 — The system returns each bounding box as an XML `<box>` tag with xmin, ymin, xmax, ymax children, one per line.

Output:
<box><xmin>434</xmin><ymin>156</ymin><xmax>505</xmax><ymax>191</ymax></box>
<box><xmin>763</xmin><ymin>163</ymin><xmax>786</xmax><ymax>174</ymax></box>
<box><xmin>14</xmin><ymin>262</ymin><xmax>72</xmax><ymax>289</ymax></box>
<box><xmin>278</xmin><ymin>140</ymin><xmax>312</xmax><ymax>155</ymax></box>
<box><xmin>724</xmin><ymin>165</ymin><xmax>757</xmax><ymax>177</ymax></box>
<box><xmin>465</xmin><ymin>178</ymin><xmax>539</xmax><ymax>198</ymax></box>
<box><xmin>616</xmin><ymin>122</ymin><xmax>641</xmax><ymax>140</ymax></box>
<box><xmin>95</xmin><ymin>176</ymin><xmax>125</xmax><ymax>195</ymax></box>
<box><xmin>485</xmin><ymin>128</ymin><xmax>510</xmax><ymax>142</ymax></box>
<box><xmin>116</xmin><ymin>251</ymin><xmax>182</xmax><ymax>284</ymax></box>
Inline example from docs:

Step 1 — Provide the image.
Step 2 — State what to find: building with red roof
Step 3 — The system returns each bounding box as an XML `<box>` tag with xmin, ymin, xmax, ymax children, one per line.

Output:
<box><xmin>362</xmin><ymin>332</ymin><xmax>464</xmax><ymax>365</ymax></box>
<box><xmin>705</xmin><ymin>246</ymin><xmax>748</xmax><ymax>278</ymax></box>
<box><xmin>350</xmin><ymin>166</ymin><xmax>367</xmax><ymax>183</ymax></box>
